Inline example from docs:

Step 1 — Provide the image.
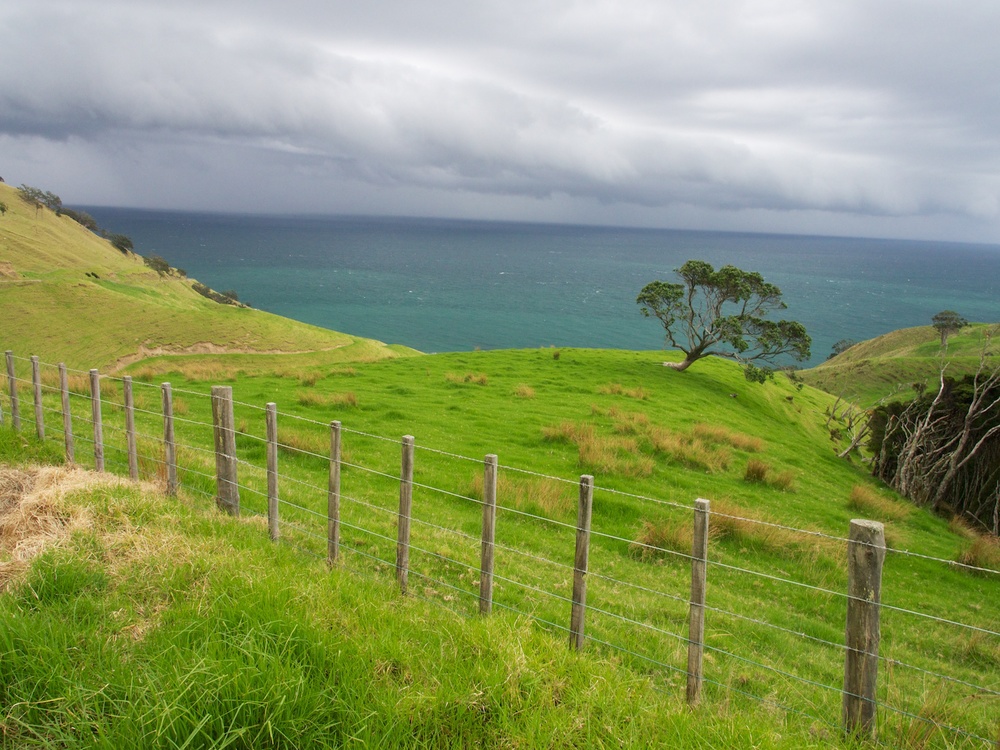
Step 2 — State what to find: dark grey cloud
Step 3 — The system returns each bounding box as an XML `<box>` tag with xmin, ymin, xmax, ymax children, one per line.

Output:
<box><xmin>1</xmin><ymin>0</ymin><xmax>999</xmax><ymax>241</ymax></box>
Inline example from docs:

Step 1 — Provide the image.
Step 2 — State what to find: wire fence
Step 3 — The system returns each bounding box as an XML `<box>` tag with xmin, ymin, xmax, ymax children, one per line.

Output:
<box><xmin>3</xmin><ymin>350</ymin><xmax>999</xmax><ymax>747</ymax></box>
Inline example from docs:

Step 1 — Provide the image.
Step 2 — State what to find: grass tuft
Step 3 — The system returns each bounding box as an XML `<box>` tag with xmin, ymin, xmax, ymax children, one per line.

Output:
<box><xmin>847</xmin><ymin>485</ymin><xmax>911</xmax><ymax>521</ymax></box>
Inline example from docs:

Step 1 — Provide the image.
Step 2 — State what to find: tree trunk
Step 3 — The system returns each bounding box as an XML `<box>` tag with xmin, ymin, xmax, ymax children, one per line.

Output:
<box><xmin>664</xmin><ymin>356</ymin><xmax>697</xmax><ymax>371</ymax></box>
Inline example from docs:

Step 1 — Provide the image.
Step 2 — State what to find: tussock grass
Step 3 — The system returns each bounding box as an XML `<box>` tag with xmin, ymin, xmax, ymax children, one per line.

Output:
<box><xmin>296</xmin><ymin>390</ymin><xmax>359</xmax><ymax>409</ymax></box>
<box><xmin>445</xmin><ymin>372</ymin><xmax>489</xmax><ymax>386</ymax></box>
<box><xmin>599</xmin><ymin>382</ymin><xmax>649</xmax><ymax>400</ymax></box>
<box><xmin>542</xmin><ymin>421</ymin><xmax>655</xmax><ymax>477</ymax></box>
<box><xmin>631</xmin><ymin>500</ymin><xmax>836</xmax><ymax>563</ymax></box>
<box><xmin>847</xmin><ymin>484</ymin><xmax>911</xmax><ymax>521</ymax></box>
<box><xmin>512</xmin><ymin>383</ymin><xmax>536</xmax><ymax>399</ymax></box>
<box><xmin>692</xmin><ymin>423</ymin><xmax>765</xmax><ymax>452</ymax></box>
<box><xmin>743</xmin><ymin>459</ymin><xmax>795</xmax><ymax>491</ymax></box>
<box><xmin>648</xmin><ymin>426</ymin><xmax>732</xmax><ymax>473</ymax></box>
<box><xmin>468</xmin><ymin>471</ymin><xmax>575</xmax><ymax>521</ymax></box>
<box><xmin>957</xmin><ymin>535</ymin><xmax>1000</xmax><ymax>574</ymax></box>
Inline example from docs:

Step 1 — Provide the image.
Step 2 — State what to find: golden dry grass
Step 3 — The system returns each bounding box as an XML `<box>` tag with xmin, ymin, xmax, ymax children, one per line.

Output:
<box><xmin>296</xmin><ymin>391</ymin><xmax>359</xmax><ymax>409</ymax></box>
<box><xmin>957</xmin><ymin>535</ymin><xmax>1000</xmax><ymax>573</ymax></box>
<box><xmin>445</xmin><ymin>372</ymin><xmax>489</xmax><ymax>386</ymax></box>
<box><xmin>513</xmin><ymin>384</ymin><xmax>536</xmax><ymax>399</ymax></box>
<box><xmin>692</xmin><ymin>423</ymin><xmax>765</xmax><ymax>452</ymax></box>
<box><xmin>598</xmin><ymin>383</ymin><xmax>649</xmax><ymax>400</ymax></box>
<box><xmin>847</xmin><ymin>484</ymin><xmax>912</xmax><ymax>521</ymax></box>
<box><xmin>468</xmin><ymin>470</ymin><xmax>575</xmax><ymax>521</ymax></box>
<box><xmin>0</xmin><ymin>466</ymin><xmax>119</xmax><ymax>589</ymax></box>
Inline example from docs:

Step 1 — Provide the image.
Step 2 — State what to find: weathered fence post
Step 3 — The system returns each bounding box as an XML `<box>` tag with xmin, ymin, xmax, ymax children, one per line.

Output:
<box><xmin>328</xmin><ymin>420</ymin><xmax>342</xmax><ymax>565</ymax></box>
<box><xmin>843</xmin><ymin>519</ymin><xmax>886</xmax><ymax>739</ymax></box>
<box><xmin>211</xmin><ymin>385</ymin><xmax>240</xmax><ymax>516</ymax></box>
<box><xmin>59</xmin><ymin>364</ymin><xmax>74</xmax><ymax>463</ymax></box>
<box><xmin>569</xmin><ymin>474</ymin><xmax>594</xmax><ymax>651</ymax></box>
<box><xmin>123</xmin><ymin>376</ymin><xmax>138</xmax><ymax>480</ymax></box>
<box><xmin>687</xmin><ymin>498</ymin><xmax>711</xmax><ymax>705</ymax></box>
<box><xmin>6</xmin><ymin>350</ymin><xmax>20</xmax><ymax>431</ymax></box>
<box><xmin>479</xmin><ymin>454</ymin><xmax>498</xmax><ymax>615</ymax></box>
<box><xmin>266</xmin><ymin>402</ymin><xmax>279</xmax><ymax>542</ymax></box>
<box><xmin>31</xmin><ymin>356</ymin><xmax>44</xmax><ymax>441</ymax></box>
<box><xmin>162</xmin><ymin>383</ymin><xmax>177</xmax><ymax>496</ymax></box>
<box><xmin>396</xmin><ymin>435</ymin><xmax>415</xmax><ymax>595</ymax></box>
<box><xmin>90</xmin><ymin>369</ymin><xmax>104</xmax><ymax>472</ymax></box>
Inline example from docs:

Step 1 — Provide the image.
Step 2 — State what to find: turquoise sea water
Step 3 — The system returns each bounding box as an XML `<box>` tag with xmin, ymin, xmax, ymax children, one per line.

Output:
<box><xmin>82</xmin><ymin>208</ymin><xmax>1000</xmax><ymax>365</ymax></box>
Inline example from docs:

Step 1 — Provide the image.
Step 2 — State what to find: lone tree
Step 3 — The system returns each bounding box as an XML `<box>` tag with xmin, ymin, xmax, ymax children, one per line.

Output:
<box><xmin>637</xmin><ymin>260</ymin><xmax>811</xmax><ymax>381</ymax></box>
<box><xmin>931</xmin><ymin>310</ymin><xmax>968</xmax><ymax>347</ymax></box>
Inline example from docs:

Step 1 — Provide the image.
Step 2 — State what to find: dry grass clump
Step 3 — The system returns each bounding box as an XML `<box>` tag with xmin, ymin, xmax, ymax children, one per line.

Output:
<box><xmin>692</xmin><ymin>423</ymin><xmax>765</xmax><ymax>453</ymax></box>
<box><xmin>445</xmin><ymin>372</ymin><xmax>489</xmax><ymax>386</ymax></box>
<box><xmin>630</xmin><ymin>517</ymin><xmax>693</xmax><ymax>559</ymax></box>
<box><xmin>296</xmin><ymin>391</ymin><xmax>359</xmax><ymax>409</ymax></box>
<box><xmin>606</xmin><ymin>408</ymin><xmax>651</xmax><ymax>435</ymax></box>
<box><xmin>468</xmin><ymin>471</ymin><xmax>575</xmax><ymax>521</ymax></box>
<box><xmin>742</xmin><ymin>459</ymin><xmax>795</xmax><ymax>491</ymax></box>
<box><xmin>598</xmin><ymin>383</ymin><xmax>649</xmax><ymax>400</ymax></box>
<box><xmin>956</xmin><ymin>535</ymin><xmax>1000</xmax><ymax>574</ymax></box>
<box><xmin>0</xmin><ymin>466</ymin><xmax>100</xmax><ymax>589</ymax></box>
<box><xmin>648</xmin><ymin>426</ymin><xmax>732</xmax><ymax>473</ymax></box>
<box><xmin>542</xmin><ymin>421</ymin><xmax>654</xmax><ymax>477</ymax></box>
<box><xmin>513</xmin><ymin>384</ymin><xmax>536</xmax><ymax>399</ymax></box>
<box><xmin>631</xmin><ymin>500</ymin><xmax>833</xmax><ymax>562</ymax></box>
<box><xmin>847</xmin><ymin>485</ymin><xmax>911</xmax><ymax>521</ymax></box>
<box><xmin>277</xmin><ymin>429</ymin><xmax>329</xmax><ymax>457</ymax></box>
<box><xmin>299</xmin><ymin>373</ymin><xmax>319</xmax><ymax>387</ymax></box>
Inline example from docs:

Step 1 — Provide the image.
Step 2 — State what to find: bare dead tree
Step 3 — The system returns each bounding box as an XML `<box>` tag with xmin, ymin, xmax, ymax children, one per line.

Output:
<box><xmin>870</xmin><ymin>333</ymin><xmax>1000</xmax><ymax>533</ymax></box>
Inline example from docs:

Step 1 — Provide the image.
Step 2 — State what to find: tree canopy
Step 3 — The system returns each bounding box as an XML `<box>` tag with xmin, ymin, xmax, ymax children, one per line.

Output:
<box><xmin>931</xmin><ymin>310</ymin><xmax>968</xmax><ymax>347</ymax></box>
<box><xmin>637</xmin><ymin>260</ymin><xmax>810</xmax><ymax>381</ymax></box>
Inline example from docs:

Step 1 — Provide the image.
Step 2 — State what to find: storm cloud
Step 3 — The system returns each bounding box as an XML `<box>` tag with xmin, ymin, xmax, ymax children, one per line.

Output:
<box><xmin>2</xmin><ymin>1</ymin><xmax>999</xmax><ymax>241</ymax></box>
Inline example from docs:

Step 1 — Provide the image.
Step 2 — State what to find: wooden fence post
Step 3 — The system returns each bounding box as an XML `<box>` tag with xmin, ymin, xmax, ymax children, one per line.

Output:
<box><xmin>843</xmin><ymin>519</ymin><xmax>885</xmax><ymax>739</ymax></box>
<box><xmin>211</xmin><ymin>386</ymin><xmax>240</xmax><ymax>516</ymax></box>
<box><xmin>396</xmin><ymin>435</ymin><xmax>415</xmax><ymax>595</ymax></box>
<box><xmin>479</xmin><ymin>454</ymin><xmax>498</xmax><ymax>615</ymax></box>
<box><xmin>569</xmin><ymin>474</ymin><xmax>594</xmax><ymax>651</ymax></box>
<box><xmin>6</xmin><ymin>350</ymin><xmax>20</xmax><ymax>431</ymax></box>
<box><xmin>90</xmin><ymin>369</ymin><xmax>104</xmax><ymax>472</ymax></box>
<box><xmin>687</xmin><ymin>498</ymin><xmax>711</xmax><ymax>705</ymax></box>
<box><xmin>31</xmin><ymin>356</ymin><xmax>44</xmax><ymax>441</ymax></box>
<box><xmin>123</xmin><ymin>376</ymin><xmax>138</xmax><ymax>480</ymax></box>
<box><xmin>162</xmin><ymin>383</ymin><xmax>177</xmax><ymax>496</ymax></box>
<box><xmin>266</xmin><ymin>402</ymin><xmax>279</xmax><ymax>542</ymax></box>
<box><xmin>59</xmin><ymin>364</ymin><xmax>74</xmax><ymax>463</ymax></box>
<box><xmin>328</xmin><ymin>420</ymin><xmax>342</xmax><ymax>566</ymax></box>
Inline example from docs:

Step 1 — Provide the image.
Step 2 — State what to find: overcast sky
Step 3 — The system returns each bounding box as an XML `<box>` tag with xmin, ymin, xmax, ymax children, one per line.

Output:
<box><xmin>2</xmin><ymin>1</ymin><xmax>999</xmax><ymax>242</ymax></box>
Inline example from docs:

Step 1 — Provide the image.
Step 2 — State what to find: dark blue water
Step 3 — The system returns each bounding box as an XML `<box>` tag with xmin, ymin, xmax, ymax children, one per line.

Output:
<box><xmin>81</xmin><ymin>208</ymin><xmax>1000</xmax><ymax>365</ymax></box>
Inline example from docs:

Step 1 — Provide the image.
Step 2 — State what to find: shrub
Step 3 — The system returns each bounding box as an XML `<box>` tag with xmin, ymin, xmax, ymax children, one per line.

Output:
<box><xmin>143</xmin><ymin>254</ymin><xmax>170</xmax><ymax>274</ymax></box>
<box><xmin>110</xmin><ymin>234</ymin><xmax>135</xmax><ymax>254</ymax></box>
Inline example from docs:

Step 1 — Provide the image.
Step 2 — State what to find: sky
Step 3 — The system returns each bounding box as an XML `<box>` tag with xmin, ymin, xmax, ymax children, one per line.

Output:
<box><xmin>2</xmin><ymin>1</ymin><xmax>999</xmax><ymax>243</ymax></box>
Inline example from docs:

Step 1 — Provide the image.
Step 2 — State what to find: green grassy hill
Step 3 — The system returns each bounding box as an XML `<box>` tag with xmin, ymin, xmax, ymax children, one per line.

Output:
<box><xmin>0</xmin><ymin>182</ymin><xmax>415</xmax><ymax>371</ymax></box>
<box><xmin>1</xmin><ymin>184</ymin><xmax>998</xmax><ymax>747</ymax></box>
<box><xmin>800</xmin><ymin>323</ymin><xmax>998</xmax><ymax>404</ymax></box>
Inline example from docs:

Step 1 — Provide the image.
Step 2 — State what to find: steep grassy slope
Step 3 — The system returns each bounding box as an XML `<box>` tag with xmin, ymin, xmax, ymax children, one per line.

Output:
<box><xmin>800</xmin><ymin>323</ymin><xmax>998</xmax><ymax>404</ymax></box>
<box><xmin>0</xmin><ymin>182</ymin><xmax>415</xmax><ymax>370</ymax></box>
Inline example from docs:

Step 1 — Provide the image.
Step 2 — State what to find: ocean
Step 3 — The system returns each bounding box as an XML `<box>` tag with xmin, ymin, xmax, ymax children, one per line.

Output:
<box><xmin>81</xmin><ymin>208</ymin><xmax>1000</xmax><ymax>366</ymax></box>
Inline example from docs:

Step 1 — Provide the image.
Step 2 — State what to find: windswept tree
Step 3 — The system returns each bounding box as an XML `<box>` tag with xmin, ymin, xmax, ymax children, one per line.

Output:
<box><xmin>637</xmin><ymin>260</ymin><xmax>811</xmax><ymax>381</ymax></box>
<box><xmin>932</xmin><ymin>310</ymin><xmax>968</xmax><ymax>347</ymax></box>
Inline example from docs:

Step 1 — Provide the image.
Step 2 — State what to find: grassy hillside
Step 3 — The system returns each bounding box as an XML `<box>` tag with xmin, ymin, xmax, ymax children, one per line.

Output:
<box><xmin>0</xmin><ymin>182</ymin><xmax>415</xmax><ymax>370</ymax></box>
<box><xmin>2</xmin><ymin>182</ymin><xmax>998</xmax><ymax>747</ymax></box>
<box><xmin>2</xmin><ymin>346</ymin><xmax>997</xmax><ymax>747</ymax></box>
<box><xmin>800</xmin><ymin>323</ymin><xmax>999</xmax><ymax>404</ymax></box>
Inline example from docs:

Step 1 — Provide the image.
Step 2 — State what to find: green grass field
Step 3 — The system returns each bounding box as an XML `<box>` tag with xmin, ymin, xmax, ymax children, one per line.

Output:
<box><xmin>2</xmin><ymin>186</ymin><xmax>998</xmax><ymax>748</ymax></box>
